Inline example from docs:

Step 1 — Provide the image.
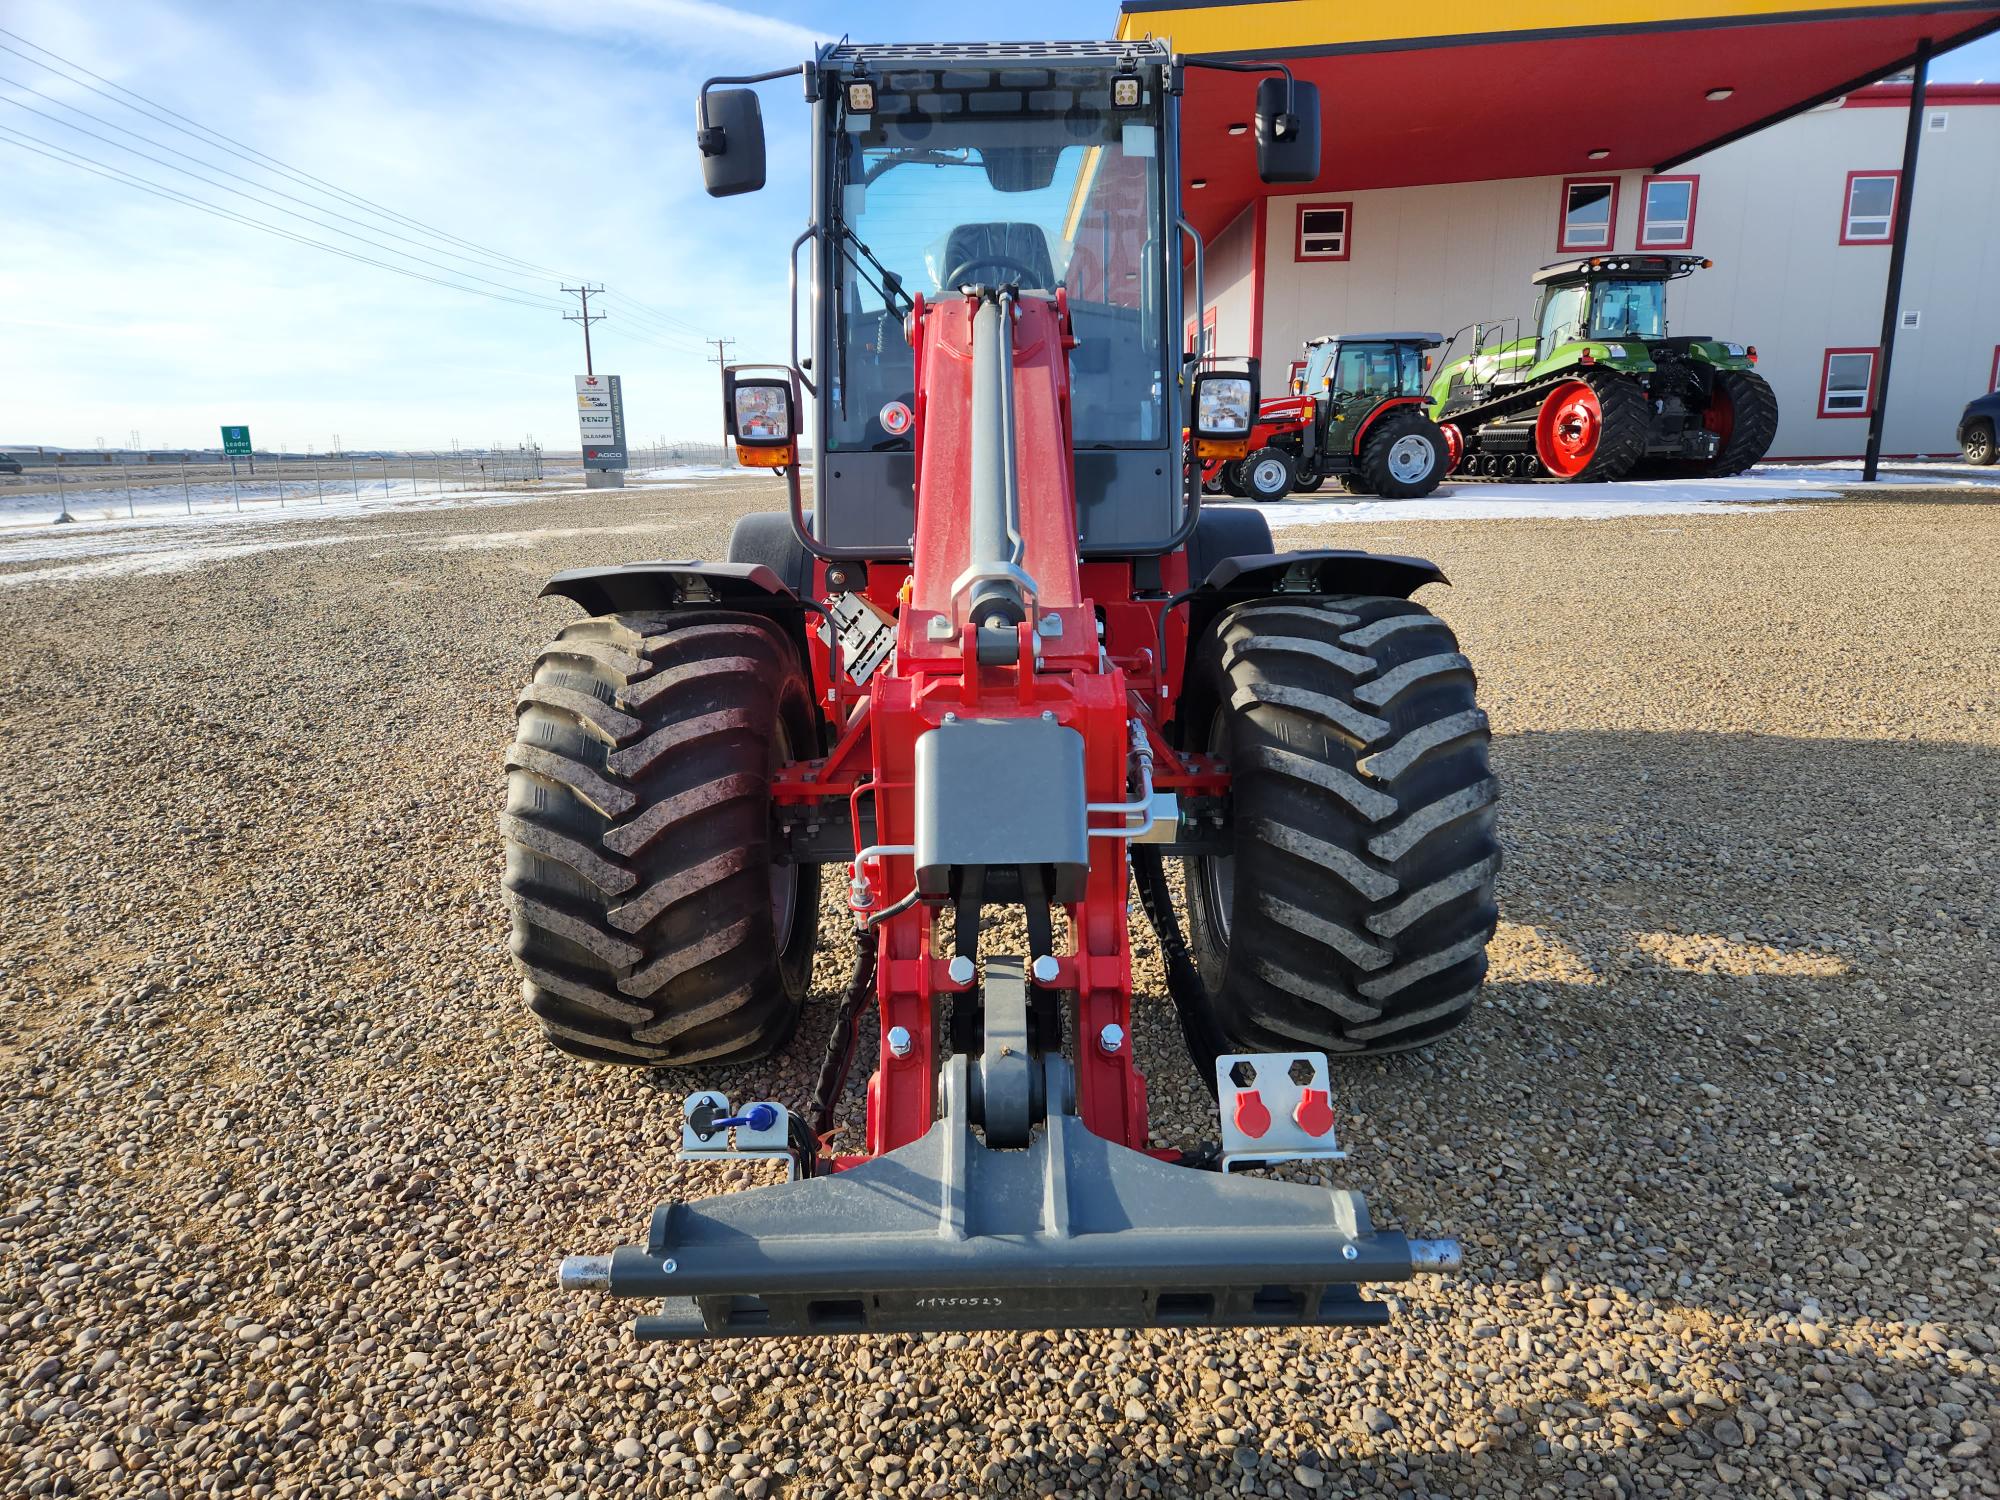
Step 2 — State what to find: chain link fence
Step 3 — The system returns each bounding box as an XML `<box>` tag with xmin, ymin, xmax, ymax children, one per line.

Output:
<box><xmin>0</xmin><ymin>443</ymin><xmax>735</xmax><ymax>526</ymax></box>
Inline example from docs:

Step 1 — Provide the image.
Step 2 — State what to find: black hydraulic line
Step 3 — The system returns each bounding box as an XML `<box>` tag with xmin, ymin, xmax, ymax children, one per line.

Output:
<box><xmin>807</xmin><ymin>942</ymin><xmax>879</xmax><ymax>1151</ymax></box>
<box><xmin>1130</xmin><ymin>846</ymin><xmax>1227</xmax><ymax>1098</ymax></box>
<box><xmin>1862</xmin><ymin>37</ymin><xmax>1931</xmax><ymax>484</ymax></box>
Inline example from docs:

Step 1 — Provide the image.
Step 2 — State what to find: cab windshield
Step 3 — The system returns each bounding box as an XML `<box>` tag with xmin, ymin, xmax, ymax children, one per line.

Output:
<box><xmin>829</xmin><ymin>69</ymin><xmax>1167</xmax><ymax>451</ymax></box>
<box><xmin>1588</xmin><ymin>280</ymin><xmax>1668</xmax><ymax>339</ymax></box>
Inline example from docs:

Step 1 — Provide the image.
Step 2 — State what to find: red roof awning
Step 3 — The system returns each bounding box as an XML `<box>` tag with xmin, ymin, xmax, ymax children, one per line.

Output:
<box><xmin>1131</xmin><ymin>3</ymin><xmax>2000</xmax><ymax>235</ymax></box>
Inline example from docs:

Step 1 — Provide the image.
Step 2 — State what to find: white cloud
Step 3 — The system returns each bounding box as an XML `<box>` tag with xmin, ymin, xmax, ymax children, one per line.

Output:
<box><xmin>387</xmin><ymin>0</ymin><xmax>828</xmax><ymax>54</ymax></box>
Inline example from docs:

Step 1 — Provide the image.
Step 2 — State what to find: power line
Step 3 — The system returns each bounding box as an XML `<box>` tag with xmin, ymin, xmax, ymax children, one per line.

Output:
<box><xmin>599</xmin><ymin>297</ymin><xmax>711</xmax><ymax>344</ymax></box>
<box><xmin>0</xmin><ymin>126</ymin><xmax>566</xmax><ymax>313</ymax></box>
<box><xmin>1</xmin><ymin>24</ymin><xmax>710</xmax><ymax>345</ymax></box>
<box><xmin>0</xmin><ymin>25</ymin><xmax>569</xmax><ymax>281</ymax></box>
<box><xmin>0</xmin><ymin>73</ymin><xmax>570</xmax><ymax>292</ymax></box>
<box><xmin>0</xmin><ymin>91</ymin><xmax>570</xmax><ymax>308</ymax></box>
<box><xmin>601</xmin><ymin>284</ymin><xmax>715</xmax><ymax>339</ymax></box>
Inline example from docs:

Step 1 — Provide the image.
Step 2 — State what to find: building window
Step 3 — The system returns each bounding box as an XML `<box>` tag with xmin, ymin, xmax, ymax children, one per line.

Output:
<box><xmin>1186</xmin><ymin>305</ymin><xmax>1217</xmax><ymax>358</ymax></box>
<box><xmin>1841</xmin><ymin>172</ymin><xmax>1899</xmax><ymax>244</ymax></box>
<box><xmin>1819</xmin><ymin>348</ymin><xmax>1878</xmax><ymax>418</ymax></box>
<box><xmin>1637</xmin><ymin>175</ymin><xmax>1698</xmax><ymax>249</ymax></box>
<box><xmin>1294</xmin><ymin>202</ymin><xmax>1351</xmax><ymax>261</ymax></box>
<box><xmin>1558</xmin><ymin>177</ymin><xmax>1619</xmax><ymax>252</ymax></box>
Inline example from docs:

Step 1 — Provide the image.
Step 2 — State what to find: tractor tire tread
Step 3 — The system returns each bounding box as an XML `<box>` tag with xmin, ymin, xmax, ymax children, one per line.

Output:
<box><xmin>1696</xmin><ymin>368</ymin><xmax>1780</xmax><ymax>477</ymax></box>
<box><xmin>502</xmin><ymin>609</ymin><xmax>819</xmax><ymax>1067</ymax></box>
<box><xmin>1181</xmin><ymin>594</ymin><xmax>1500</xmax><ymax>1055</ymax></box>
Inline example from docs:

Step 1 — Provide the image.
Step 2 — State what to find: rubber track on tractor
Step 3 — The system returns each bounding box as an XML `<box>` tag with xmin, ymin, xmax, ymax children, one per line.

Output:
<box><xmin>1441</xmin><ymin>368</ymin><xmax>1649</xmax><ymax>483</ymax></box>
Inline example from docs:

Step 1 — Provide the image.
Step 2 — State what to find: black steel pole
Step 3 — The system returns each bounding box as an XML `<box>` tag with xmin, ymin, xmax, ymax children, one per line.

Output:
<box><xmin>1862</xmin><ymin>39</ymin><xmax>1930</xmax><ymax>483</ymax></box>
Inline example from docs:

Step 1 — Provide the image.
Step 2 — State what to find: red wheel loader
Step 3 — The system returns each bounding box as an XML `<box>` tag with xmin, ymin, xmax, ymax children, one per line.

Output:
<box><xmin>505</xmin><ymin>40</ymin><xmax>1499</xmax><ymax>1341</ymax></box>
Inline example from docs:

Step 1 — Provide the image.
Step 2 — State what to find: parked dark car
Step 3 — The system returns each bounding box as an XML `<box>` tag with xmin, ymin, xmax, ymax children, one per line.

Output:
<box><xmin>0</xmin><ymin>454</ymin><xmax>22</xmax><ymax>475</ymax></box>
<box><xmin>1960</xmin><ymin>390</ymin><xmax>1998</xmax><ymax>466</ymax></box>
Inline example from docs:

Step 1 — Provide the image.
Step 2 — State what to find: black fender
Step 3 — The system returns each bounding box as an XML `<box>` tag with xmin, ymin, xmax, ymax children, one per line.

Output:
<box><xmin>540</xmin><ymin>551</ymin><xmax>825</xmax><ymax>743</ymax></box>
<box><xmin>540</xmin><ymin>559</ymin><xmax>803</xmax><ymax>615</ymax></box>
<box><xmin>1172</xmin><ymin>545</ymin><xmax>1450</xmax><ymax>737</ymax></box>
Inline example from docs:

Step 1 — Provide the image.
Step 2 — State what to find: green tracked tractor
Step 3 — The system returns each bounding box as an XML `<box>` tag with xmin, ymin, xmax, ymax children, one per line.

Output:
<box><xmin>1427</xmin><ymin>254</ymin><xmax>1778</xmax><ymax>482</ymax></box>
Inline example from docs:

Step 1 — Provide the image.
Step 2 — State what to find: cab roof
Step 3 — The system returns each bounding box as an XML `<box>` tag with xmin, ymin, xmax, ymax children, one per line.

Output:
<box><xmin>1303</xmin><ymin>332</ymin><xmax>1446</xmax><ymax>349</ymax></box>
<box><xmin>1532</xmin><ymin>254</ymin><xmax>1708</xmax><ymax>285</ymax></box>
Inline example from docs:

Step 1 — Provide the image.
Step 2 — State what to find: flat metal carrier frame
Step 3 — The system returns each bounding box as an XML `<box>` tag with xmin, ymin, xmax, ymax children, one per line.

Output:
<box><xmin>563</xmin><ymin>1056</ymin><xmax>1458</xmax><ymax>1341</ymax></box>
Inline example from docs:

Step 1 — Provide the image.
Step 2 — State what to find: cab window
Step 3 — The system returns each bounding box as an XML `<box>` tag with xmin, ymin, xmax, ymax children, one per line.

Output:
<box><xmin>1588</xmin><ymin>280</ymin><xmax>1667</xmax><ymax>339</ymax></box>
<box><xmin>1539</xmin><ymin>286</ymin><xmax>1587</xmax><ymax>352</ymax></box>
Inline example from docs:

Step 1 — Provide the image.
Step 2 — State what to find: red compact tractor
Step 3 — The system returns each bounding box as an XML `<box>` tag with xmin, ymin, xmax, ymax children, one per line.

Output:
<box><xmin>504</xmin><ymin>41</ymin><xmax>1499</xmax><ymax>1341</ymax></box>
<box><xmin>1201</xmin><ymin>334</ymin><xmax>1453</xmax><ymax>501</ymax></box>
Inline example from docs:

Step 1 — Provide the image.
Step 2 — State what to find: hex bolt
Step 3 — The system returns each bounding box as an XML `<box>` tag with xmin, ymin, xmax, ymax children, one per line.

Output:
<box><xmin>1031</xmin><ymin>954</ymin><xmax>1060</xmax><ymax>985</ymax></box>
<box><xmin>1097</xmin><ymin>1023</ymin><xmax>1125</xmax><ymax>1055</ymax></box>
<box><xmin>886</xmin><ymin>1025</ymin><xmax>913</xmax><ymax>1058</ymax></box>
<box><xmin>942</xmin><ymin>711</ymin><xmax>957</xmax><ymax>723</ymax></box>
<box><xmin>1341</xmin><ymin>1244</ymin><xmax>1359</xmax><ymax>1262</ymax></box>
<box><xmin>1041</xmin><ymin>710</ymin><xmax>1056</xmax><ymax>722</ymax></box>
<box><xmin>947</xmin><ymin>955</ymin><xmax>975</xmax><ymax>986</ymax></box>
<box><xmin>661</xmin><ymin>1258</ymin><xmax>678</xmax><ymax>1274</ymax></box>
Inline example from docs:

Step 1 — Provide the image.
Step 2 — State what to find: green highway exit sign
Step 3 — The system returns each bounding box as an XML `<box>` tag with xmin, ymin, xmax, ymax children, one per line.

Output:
<box><xmin>221</xmin><ymin>425</ymin><xmax>251</xmax><ymax>455</ymax></box>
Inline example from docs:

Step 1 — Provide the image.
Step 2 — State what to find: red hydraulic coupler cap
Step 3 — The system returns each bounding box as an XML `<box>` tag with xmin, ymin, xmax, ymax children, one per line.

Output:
<box><xmin>1233</xmin><ymin>1089</ymin><xmax>1272</xmax><ymax>1139</ymax></box>
<box><xmin>1294</xmin><ymin>1087</ymin><xmax>1336</xmax><ymax>1139</ymax></box>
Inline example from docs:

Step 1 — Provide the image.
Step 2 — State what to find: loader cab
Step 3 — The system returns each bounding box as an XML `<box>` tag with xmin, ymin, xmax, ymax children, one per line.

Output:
<box><xmin>811</xmin><ymin>47</ymin><xmax>1179</xmax><ymax>551</ymax></box>
<box><xmin>696</xmin><ymin>39</ymin><xmax>1320</xmax><ymax>557</ymax></box>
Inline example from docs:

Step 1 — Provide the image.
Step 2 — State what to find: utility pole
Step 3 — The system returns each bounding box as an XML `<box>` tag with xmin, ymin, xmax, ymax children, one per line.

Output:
<box><xmin>707</xmin><ymin>337</ymin><xmax>736</xmax><ymax>448</ymax></box>
<box><xmin>562</xmin><ymin>284</ymin><xmax>606</xmax><ymax>376</ymax></box>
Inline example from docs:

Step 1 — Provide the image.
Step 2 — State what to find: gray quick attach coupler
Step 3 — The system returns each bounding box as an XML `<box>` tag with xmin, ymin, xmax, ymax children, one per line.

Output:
<box><xmin>559</xmin><ymin>1055</ymin><xmax>1460</xmax><ymax>1340</ymax></box>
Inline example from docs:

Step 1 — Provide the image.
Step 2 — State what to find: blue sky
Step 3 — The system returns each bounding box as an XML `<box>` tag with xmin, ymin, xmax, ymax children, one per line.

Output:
<box><xmin>2</xmin><ymin>1</ymin><xmax>1996</xmax><ymax>451</ymax></box>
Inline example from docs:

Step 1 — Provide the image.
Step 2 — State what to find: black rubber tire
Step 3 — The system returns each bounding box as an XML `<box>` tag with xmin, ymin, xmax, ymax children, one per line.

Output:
<box><xmin>1180</xmin><ymin>596</ymin><xmax>1500</xmax><ymax>1055</ymax></box>
<box><xmin>1292</xmin><ymin>470</ymin><xmax>1326</xmax><ymax>493</ymax></box>
<box><xmin>1687</xmin><ymin>368</ymin><xmax>1779</xmax><ymax>477</ymax></box>
<box><xmin>1356</xmin><ymin>409</ymin><xmax>1449</xmax><ymax>499</ymax></box>
<box><xmin>1337</xmin><ymin>474</ymin><xmax>1369</xmax><ymax>495</ymax></box>
<box><xmin>1218</xmin><ymin>460</ymin><xmax>1249</xmax><ymax>498</ymax></box>
<box><xmin>1242</xmin><ymin>446</ymin><xmax>1297</xmax><ymax>501</ymax></box>
<box><xmin>1961</xmin><ymin>418</ymin><xmax>1996</xmax><ymax>467</ymax></box>
<box><xmin>501</xmin><ymin>611</ymin><xmax>820</xmax><ymax>1066</ymax></box>
<box><xmin>1539</xmin><ymin>369</ymin><xmax>1649</xmax><ymax>482</ymax></box>
<box><xmin>726</xmin><ymin>511</ymin><xmax>812</xmax><ymax>592</ymax></box>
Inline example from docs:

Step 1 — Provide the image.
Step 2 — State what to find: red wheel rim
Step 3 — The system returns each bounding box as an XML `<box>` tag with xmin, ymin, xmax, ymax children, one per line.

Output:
<box><xmin>1702</xmin><ymin>386</ymin><xmax>1736</xmax><ymax>447</ymax></box>
<box><xmin>1535</xmin><ymin>380</ymin><xmax>1603</xmax><ymax>478</ymax></box>
<box><xmin>1441</xmin><ymin>422</ymin><xmax>1464</xmax><ymax>474</ymax></box>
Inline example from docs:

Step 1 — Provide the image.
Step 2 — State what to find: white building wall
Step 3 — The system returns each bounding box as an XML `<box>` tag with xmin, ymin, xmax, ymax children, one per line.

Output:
<box><xmin>1207</xmin><ymin>96</ymin><xmax>2000</xmax><ymax>458</ymax></box>
<box><xmin>1195</xmin><ymin>203</ymin><xmax>1257</xmax><ymax>357</ymax></box>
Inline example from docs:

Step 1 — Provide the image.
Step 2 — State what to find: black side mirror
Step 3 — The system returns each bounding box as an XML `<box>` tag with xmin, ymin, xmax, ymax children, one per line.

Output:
<box><xmin>1255</xmin><ymin>76</ymin><xmax>1321</xmax><ymax>185</ymax></box>
<box><xmin>723</xmin><ymin>372</ymin><xmax>797</xmax><ymax>468</ymax></box>
<box><xmin>698</xmin><ymin>88</ymin><xmax>767</xmax><ymax>197</ymax></box>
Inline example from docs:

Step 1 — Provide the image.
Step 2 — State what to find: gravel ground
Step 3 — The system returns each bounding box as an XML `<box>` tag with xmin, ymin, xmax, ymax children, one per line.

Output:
<box><xmin>2</xmin><ymin>480</ymin><xmax>1996</xmax><ymax>1500</ymax></box>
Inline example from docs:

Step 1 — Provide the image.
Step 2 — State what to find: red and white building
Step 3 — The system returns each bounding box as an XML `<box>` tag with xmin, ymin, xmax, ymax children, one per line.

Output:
<box><xmin>1124</xmin><ymin>0</ymin><xmax>2000</xmax><ymax>461</ymax></box>
<box><xmin>1193</xmin><ymin>83</ymin><xmax>2000</xmax><ymax>459</ymax></box>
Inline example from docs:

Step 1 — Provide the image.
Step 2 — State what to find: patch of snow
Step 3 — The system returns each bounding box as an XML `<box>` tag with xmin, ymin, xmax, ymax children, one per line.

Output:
<box><xmin>1255</xmin><ymin>473</ymin><xmax>1832</xmax><ymax>527</ymax></box>
<box><xmin>1754</xmin><ymin>459</ymin><xmax>2000</xmax><ymax>489</ymax></box>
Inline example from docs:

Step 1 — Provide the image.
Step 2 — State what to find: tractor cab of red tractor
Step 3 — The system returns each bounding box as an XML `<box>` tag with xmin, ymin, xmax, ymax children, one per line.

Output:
<box><xmin>1300</xmin><ymin>333</ymin><xmax>1441</xmax><ymax>434</ymax></box>
<box><xmin>1208</xmin><ymin>332</ymin><xmax>1452</xmax><ymax>501</ymax></box>
<box><xmin>520</xmin><ymin>40</ymin><xmax>1494</xmax><ymax>1343</ymax></box>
